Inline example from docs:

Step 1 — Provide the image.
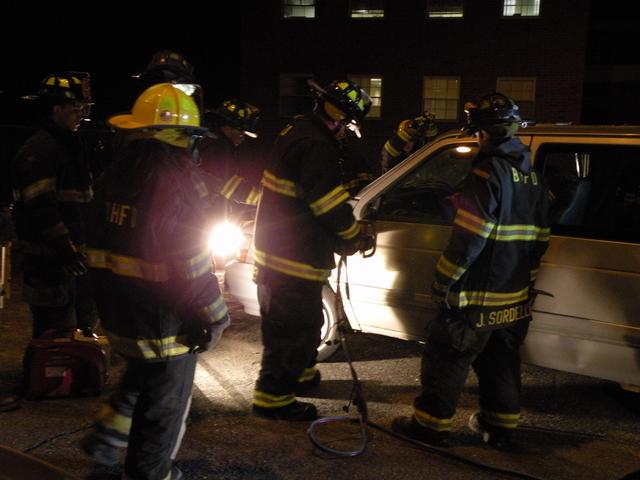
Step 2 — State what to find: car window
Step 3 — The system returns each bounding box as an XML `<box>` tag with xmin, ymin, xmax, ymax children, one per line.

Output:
<box><xmin>537</xmin><ymin>143</ymin><xmax>640</xmax><ymax>243</ymax></box>
<box><xmin>377</xmin><ymin>145</ymin><xmax>476</xmax><ymax>224</ymax></box>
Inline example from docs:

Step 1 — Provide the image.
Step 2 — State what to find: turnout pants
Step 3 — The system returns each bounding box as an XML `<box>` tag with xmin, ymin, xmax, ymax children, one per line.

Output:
<box><xmin>254</xmin><ymin>269</ymin><xmax>323</xmax><ymax>407</ymax></box>
<box><xmin>93</xmin><ymin>353</ymin><xmax>197</xmax><ymax>480</ymax></box>
<box><xmin>413</xmin><ymin>310</ymin><xmax>530</xmax><ymax>435</ymax></box>
<box><xmin>22</xmin><ymin>254</ymin><xmax>99</xmax><ymax>338</ymax></box>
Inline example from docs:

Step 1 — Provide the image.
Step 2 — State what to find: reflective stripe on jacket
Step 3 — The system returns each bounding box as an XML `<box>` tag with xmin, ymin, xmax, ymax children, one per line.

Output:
<box><xmin>432</xmin><ymin>136</ymin><xmax>550</xmax><ymax>330</ymax></box>
<box><xmin>11</xmin><ymin>125</ymin><xmax>93</xmax><ymax>250</ymax></box>
<box><xmin>254</xmin><ymin>114</ymin><xmax>360</xmax><ymax>282</ymax></box>
<box><xmin>87</xmin><ymin>139</ymin><xmax>229</xmax><ymax>360</ymax></box>
<box><xmin>198</xmin><ymin>129</ymin><xmax>261</xmax><ymax>206</ymax></box>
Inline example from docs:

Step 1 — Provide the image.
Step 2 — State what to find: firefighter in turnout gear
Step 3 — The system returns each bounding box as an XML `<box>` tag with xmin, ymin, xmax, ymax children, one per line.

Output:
<box><xmin>138</xmin><ymin>51</ymin><xmax>261</xmax><ymax>206</ymax></box>
<box><xmin>392</xmin><ymin>93</ymin><xmax>550</xmax><ymax>450</ymax></box>
<box><xmin>381</xmin><ymin>110</ymin><xmax>438</xmax><ymax>173</ymax></box>
<box><xmin>81</xmin><ymin>83</ymin><xmax>230</xmax><ymax>479</ymax></box>
<box><xmin>251</xmin><ymin>79</ymin><xmax>373</xmax><ymax>421</ymax></box>
<box><xmin>11</xmin><ymin>72</ymin><xmax>99</xmax><ymax>338</ymax></box>
<box><xmin>198</xmin><ymin>99</ymin><xmax>262</xmax><ymax>207</ymax></box>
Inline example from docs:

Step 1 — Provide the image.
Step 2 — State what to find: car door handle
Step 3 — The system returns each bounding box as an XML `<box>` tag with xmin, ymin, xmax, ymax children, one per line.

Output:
<box><xmin>358</xmin><ymin>220</ymin><xmax>377</xmax><ymax>258</ymax></box>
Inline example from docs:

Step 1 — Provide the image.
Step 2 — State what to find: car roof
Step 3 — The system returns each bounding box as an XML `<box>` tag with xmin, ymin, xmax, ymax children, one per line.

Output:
<box><xmin>519</xmin><ymin>124</ymin><xmax>640</xmax><ymax>136</ymax></box>
<box><xmin>355</xmin><ymin>124</ymin><xmax>640</xmax><ymax>200</ymax></box>
<box><xmin>440</xmin><ymin>124</ymin><xmax>640</xmax><ymax>141</ymax></box>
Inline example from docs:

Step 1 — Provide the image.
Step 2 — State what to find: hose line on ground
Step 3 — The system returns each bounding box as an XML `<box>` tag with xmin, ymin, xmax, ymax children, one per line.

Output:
<box><xmin>306</xmin><ymin>257</ymin><xmax>548</xmax><ymax>480</ymax></box>
<box><xmin>307</xmin><ymin>325</ymin><xmax>369</xmax><ymax>457</ymax></box>
<box><xmin>308</xmin><ymin>256</ymin><xmax>368</xmax><ymax>457</ymax></box>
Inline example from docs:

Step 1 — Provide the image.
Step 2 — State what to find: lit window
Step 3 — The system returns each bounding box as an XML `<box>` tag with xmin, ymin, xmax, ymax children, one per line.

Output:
<box><xmin>496</xmin><ymin>77</ymin><xmax>536</xmax><ymax>119</ymax></box>
<box><xmin>350</xmin><ymin>0</ymin><xmax>384</xmax><ymax>18</ymax></box>
<box><xmin>423</xmin><ymin>76</ymin><xmax>460</xmax><ymax>121</ymax></box>
<box><xmin>427</xmin><ymin>0</ymin><xmax>464</xmax><ymax>18</ymax></box>
<box><xmin>348</xmin><ymin>75</ymin><xmax>382</xmax><ymax>118</ymax></box>
<box><xmin>283</xmin><ymin>0</ymin><xmax>315</xmax><ymax>19</ymax></box>
<box><xmin>279</xmin><ymin>74</ymin><xmax>314</xmax><ymax>117</ymax></box>
<box><xmin>502</xmin><ymin>0</ymin><xmax>540</xmax><ymax>17</ymax></box>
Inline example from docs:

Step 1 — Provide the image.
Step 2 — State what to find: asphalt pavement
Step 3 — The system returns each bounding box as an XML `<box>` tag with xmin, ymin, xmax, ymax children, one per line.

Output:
<box><xmin>1</xmin><ymin>264</ymin><xmax>639</xmax><ymax>480</ymax></box>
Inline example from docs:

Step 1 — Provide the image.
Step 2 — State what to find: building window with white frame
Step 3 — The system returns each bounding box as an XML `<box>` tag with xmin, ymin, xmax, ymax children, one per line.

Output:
<box><xmin>502</xmin><ymin>0</ymin><xmax>540</xmax><ymax>17</ymax></box>
<box><xmin>426</xmin><ymin>0</ymin><xmax>464</xmax><ymax>18</ymax></box>
<box><xmin>496</xmin><ymin>77</ymin><xmax>536</xmax><ymax>119</ymax></box>
<box><xmin>423</xmin><ymin>76</ymin><xmax>460</xmax><ymax>121</ymax></box>
<box><xmin>347</xmin><ymin>75</ymin><xmax>382</xmax><ymax>118</ymax></box>
<box><xmin>279</xmin><ymin>74</ymin><xmax>314</xmax><ymax>117</ymax></box>
<box><xmin>350</xmin><ymin>0</ymin><xmax>384</xmax><ymax>18</ymax></box>
<box><xmin>283</xmin><ymin>0</ymin><xmax>315</xmax><ymax>19</ymax></box>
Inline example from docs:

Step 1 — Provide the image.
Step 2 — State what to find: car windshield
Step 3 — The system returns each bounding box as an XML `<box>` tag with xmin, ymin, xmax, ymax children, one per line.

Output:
<box><xmin>377</xmin><ymin>144</ymin><xmax>477</xmax><ymax>224</ymax></box>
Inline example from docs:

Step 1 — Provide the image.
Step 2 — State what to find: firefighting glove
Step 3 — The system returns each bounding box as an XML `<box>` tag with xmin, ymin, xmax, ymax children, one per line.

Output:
<box><xmin>355</xmin><ymin>233</ymin><xmax>375</xmax><ymax>253</ymax></box>
<box><xmin>189</xmin><ymin>315</ymin><xmax>230</xmax><ymax>353</ymax></box>
<box><xmin>55</xmin><ymin>239</ymin><xmax>88</xmax><ymax>277</ymax></box>
<box><xmin>431</xmin><ymin>280</ymin><xmax>451</xmax><ymax>310</ymax></box>
<box><xmin>335</xmin><ymin>232</ymin><xmax>375</xmax><ymax>257</ymax></box>
<box><xmin>335</xmin><ymin>239</ymin><xmax>359</xmax><ymax>256</ymax></box>
<box><xmin>409</xmin><ymin>111</ymin><xmax>438</xmax><ymax>138</ymax></box>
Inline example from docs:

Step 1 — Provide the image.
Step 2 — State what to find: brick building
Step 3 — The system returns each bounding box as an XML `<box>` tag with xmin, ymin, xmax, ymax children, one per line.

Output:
<box><xmin>237</xmin><ymin>0</ymin><xmax>590</xmax><ymax>164</ymax></box>
<box><xmin>582</xmin><ymin>2</ymin><xmax>640</xmax><ymax>124</ymax></box>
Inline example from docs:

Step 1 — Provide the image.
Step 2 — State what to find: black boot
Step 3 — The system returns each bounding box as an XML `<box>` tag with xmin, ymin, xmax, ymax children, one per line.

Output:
<box><xmin>391</xmin><ymin>416</ymin><xmax>449</xmax><ymax>447</ymax></box>
<box><xmin>294</xmin><ymin>370</ymin><xmax>321</xmax><ymax>395</ymax></box>
<box><xmin>80</xmin><ymin>433</ymin><xmax>121</xmax><ymax>466</ymax></box>
<box><xmin>252</xmin><ymin>400</ymin><xmax>318</xmax><ymax>421</ymax></box>
<box><xmin>468</xmin><ymin>412</ymin><xmax>529</xmax><ymax>453</ymax></box>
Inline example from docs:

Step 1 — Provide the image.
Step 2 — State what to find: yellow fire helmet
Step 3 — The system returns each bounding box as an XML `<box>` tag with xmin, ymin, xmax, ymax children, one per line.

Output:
<box><xmin>108</xmin><ymin>83</ymin><xmax>203</xmax><ymax>131</ymax></box>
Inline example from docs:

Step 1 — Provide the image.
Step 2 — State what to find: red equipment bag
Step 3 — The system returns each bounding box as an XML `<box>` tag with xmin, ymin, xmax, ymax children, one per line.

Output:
<box><xmin>23</xmin><ymin>329</ymin><xmax>109</xmax><ymax>399</ymax></box>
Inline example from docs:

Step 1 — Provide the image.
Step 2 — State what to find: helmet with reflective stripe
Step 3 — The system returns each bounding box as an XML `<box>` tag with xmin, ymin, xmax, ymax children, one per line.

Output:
<box><xmin>206</xmin><ymin>99</ymin><xmax>261</xmax><ymax>138</ymax></box>
<box><xmin>28</xmin><ymin>72</ymin><xmax>91</xmax><ymax>104</ymax></box>
<box><xmin>108</xmin><ymin>83</ymin><xmax>202</xmax><ymax>130</ymax></box>
<box><xmin>23</xmin><ymin>72</ymin><xmax>93</xmax><ymax>119</ymax></box>
<box><xmin>309</xmin><ymin>79</ymin><xmax>371</xmax><ymax>124</ymax></box>
<box><xmin>464</xmin><ymin>92</ymin><xmax>522</xmax><ymax>133</ymax></box>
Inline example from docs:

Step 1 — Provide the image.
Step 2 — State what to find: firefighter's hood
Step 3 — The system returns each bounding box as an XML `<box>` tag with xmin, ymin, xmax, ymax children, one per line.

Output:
<box><xmin>485</xmin><ymin>137</ymin><xmax>532</xmax><ymax>174</ymax></box>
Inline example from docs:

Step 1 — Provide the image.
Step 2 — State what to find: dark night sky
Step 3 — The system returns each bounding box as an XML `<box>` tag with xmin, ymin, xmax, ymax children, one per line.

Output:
<box><xmin>2</xmin><ymin>1</ymin><xmax>242</xmax><ymax>123</ymax></box>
